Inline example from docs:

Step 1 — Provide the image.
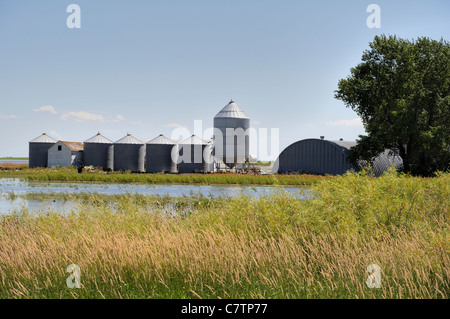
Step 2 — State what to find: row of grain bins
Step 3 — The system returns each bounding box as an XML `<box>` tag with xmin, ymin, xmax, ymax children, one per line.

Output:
<box><xmin>29</xmin><ymin>132</ymin><xmax>213</xmax><ymax>173</ymax></box>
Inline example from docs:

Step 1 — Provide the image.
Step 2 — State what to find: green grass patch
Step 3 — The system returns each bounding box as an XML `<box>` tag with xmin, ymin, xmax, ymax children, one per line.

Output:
<box><xmin>0</xmin><ymin>166</ymin><xmax>325</xmax><ymax>186</ymax></box>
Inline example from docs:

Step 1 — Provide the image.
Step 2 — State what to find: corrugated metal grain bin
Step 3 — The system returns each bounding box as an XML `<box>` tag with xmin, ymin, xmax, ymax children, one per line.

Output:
<box><xmin>177</xmin><ymin>135</ymin><xmax>212</xmax><ymax>173</ymax></box>
<box><xmin>113</xmin><ymin>134</ymin><xmax>145</xmax><ymax>172</ymax></box>
<box><xmin>213</xmin><ymin>100</ymin><xmax>250</xmax><ymax>168</ymax></box>
<box><xmin>83</xmin><ymin>132</ymin><xmax>114</xmax><ymax>170</ymax></box>
<box><xmin>146</xmin><ymin>134</ymin><xmax>177</xmax><ymax>173</ymax></box>
<box><xmin>29</xmin><ymin>133</ymin><xmax>57</xmax><ymax>168</ymax></box>
<box><xmin>358</xmin><ymin>149</ymin><xmax>403</xmax><ymax>177</ymax></box>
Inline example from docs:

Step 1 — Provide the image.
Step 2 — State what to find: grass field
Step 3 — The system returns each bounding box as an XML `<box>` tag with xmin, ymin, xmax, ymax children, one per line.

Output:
<box><xmin>0</xmin><ymin>166</ymin><xmax>326</xmax><ymax>186</ymax></box>
<box><xmin>0</xmin><ymin>169</ymin><xmax>448</xmax><ymax>299</ymax></box>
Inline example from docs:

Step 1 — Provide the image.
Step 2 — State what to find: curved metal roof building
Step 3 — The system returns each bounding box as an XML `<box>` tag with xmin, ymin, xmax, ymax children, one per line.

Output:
<box><xmin>274</xmin><ymin>138</ymin><xmax>403</xmax><ymax>176</ymax></box>
<box><xmin>29</xmin><ymin>133</ymin><xmax>57</xmax><ymax>168</ymax></box>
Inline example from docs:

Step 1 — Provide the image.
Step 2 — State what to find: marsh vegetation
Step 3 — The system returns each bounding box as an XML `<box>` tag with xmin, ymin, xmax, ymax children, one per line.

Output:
<box><xmin>0</xmin><ymin>169</ymin><xmax>448</xmax><ymax>298</ymax></box>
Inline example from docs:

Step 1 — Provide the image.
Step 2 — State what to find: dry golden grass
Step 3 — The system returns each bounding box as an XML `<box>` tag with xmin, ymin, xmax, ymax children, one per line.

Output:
<box><xmin>0</xmin><ymin>162</ymin><xmax>28</xmax><ymax>170</ymax></box>
<box><xmin>0</xmin><ymin>169</ymin><xmax>448</xmax><ymax>299</ymax></box>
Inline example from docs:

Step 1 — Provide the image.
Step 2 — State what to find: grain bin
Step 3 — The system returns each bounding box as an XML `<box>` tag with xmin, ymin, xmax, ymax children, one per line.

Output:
<box><xmin>177</xmin><ymin>135</ymin><xmax>211</xmax><ymax>173</ymax></box>
<box><xmin>146</xmin><ymin>134</ymin><xmax>177</xmax><ymax>173</ymax></box>
<box><xmin>83</xmin><ymin>132</ymin><xmax>114</xmax><ymax>170</ymax></box>
<box><xmin>113</xmin><ymin>134</ymin><xmax>145</xmax><ymax>172</ymax></box>
<box><xmin>213</xmin><ymin>100</ymin><xmax>250</xmax><ymax>168</ymax></box>
<box><xmin>29</xmin><ymin>133</ymin><xmax>57</xmax><ymax>168</ymax></box>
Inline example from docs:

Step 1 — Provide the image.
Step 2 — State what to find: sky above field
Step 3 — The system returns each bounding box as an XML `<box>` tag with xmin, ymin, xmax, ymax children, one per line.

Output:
<box><xmin>0</xmin><ymin>0</ymin><xmax>449</xmax><ymax>159</ymax></box>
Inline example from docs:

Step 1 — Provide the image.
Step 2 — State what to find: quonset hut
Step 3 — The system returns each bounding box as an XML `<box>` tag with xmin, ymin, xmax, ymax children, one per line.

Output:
<box><xmin>29</xmin><ymin>133</ymin><xmax>57</xmax><ymax>168</ymax></box>
<box><xmin>145</xmin><ymin>134</ymin><xmax>177</xmax><ymax>173</ymax></box>
<box><xmin>274</xmin><ymin>138</ymin><xmax>403</xmax><ymax>176</ymax></box>
<box><xmin>274</xmin><ymin>138</ymin><xmax>358</xmax><ymax>175</ymax></box>
<box><xmin>178</xmin><ymin>135</ymin><xmax>212</xmax><ymax>173</ymax></box>
<box><xmin>113</xmin><ymin>134</ymin><xmax>145</xmax><ymax>172</ymax></box>
<box><xmin>213</xmin><ymin>100</ymin><xmax>250</xmax><ymax>168</ymax></box>
<box><xmin>83</xmin><ymin>132</ymin><xmax>114</xmax><ymax>170</ymax></box>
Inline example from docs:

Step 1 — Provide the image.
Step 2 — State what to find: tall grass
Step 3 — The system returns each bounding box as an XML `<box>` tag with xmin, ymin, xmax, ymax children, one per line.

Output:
<box><xmin>0</xmin><ymin>166</ymin><xmax>325</xmax><ymax>186</ymax></box>
<box><xmin>0</xmin><ymin>169</ymin><xmax>448</xmax><ymax>299</ymax></box>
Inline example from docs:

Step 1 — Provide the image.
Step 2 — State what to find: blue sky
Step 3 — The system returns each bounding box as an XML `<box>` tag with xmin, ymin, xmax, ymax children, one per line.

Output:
<box><xmin>0</xmin><ymin>0</ymin><xmax>449</xmax><ymax>159</ymax></box>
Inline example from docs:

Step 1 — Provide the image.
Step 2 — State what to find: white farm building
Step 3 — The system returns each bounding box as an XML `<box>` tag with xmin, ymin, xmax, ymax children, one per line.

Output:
<box><xmin>48</xmin><ymin>141</ymin><xmax>84</xmax><ymax>168</ymax></box>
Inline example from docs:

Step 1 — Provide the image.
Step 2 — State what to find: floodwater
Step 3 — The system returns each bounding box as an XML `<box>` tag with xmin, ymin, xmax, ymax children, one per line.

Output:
<box><xmin>0</xmin><ymin>159</ymin><xmax>28</xmax><ymax>165</ymax></box>
<box><xmin>0</xmin><ymin>178</ymin><xmax>306</xmax><ymax>215</ymax></box>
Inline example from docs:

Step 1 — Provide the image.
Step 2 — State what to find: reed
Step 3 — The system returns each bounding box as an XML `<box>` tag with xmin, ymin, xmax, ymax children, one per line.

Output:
<box><xmin>0</xmin><ymin>169</ymin><xmax>448</xmax><ymax>299</ymax></box>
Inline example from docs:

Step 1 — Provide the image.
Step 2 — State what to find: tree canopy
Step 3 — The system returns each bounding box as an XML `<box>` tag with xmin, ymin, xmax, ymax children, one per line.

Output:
<box><xmin>335</xmin><ymin>35</ymin><xmax>450</xmax><ymax>176</ymax></box>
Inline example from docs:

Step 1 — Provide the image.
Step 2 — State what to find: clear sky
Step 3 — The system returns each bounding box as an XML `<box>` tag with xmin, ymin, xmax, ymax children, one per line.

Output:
<box><xmin>0</xmin><ymin>0</ymin><xmax>449</xmax><ymax>160</ymax></box>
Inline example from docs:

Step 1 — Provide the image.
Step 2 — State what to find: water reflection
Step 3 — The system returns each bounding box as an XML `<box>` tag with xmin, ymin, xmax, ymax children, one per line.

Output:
<box><xmin>0</xmin><ymin>178</ymin><xmax>307</xmax><ymax>215</ymax></box>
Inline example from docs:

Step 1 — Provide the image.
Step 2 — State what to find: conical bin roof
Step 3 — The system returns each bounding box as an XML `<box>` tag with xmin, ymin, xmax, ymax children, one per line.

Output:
<box><xmin>114</xmin><ymin>134</ymin><xmax>144</xmax><ymax>144</ymax></box>
<box><xmin>214</xmin><ymin>100</ymin><xmax>249</xmax><ymax>119</ymax></box>
<box><xmin>84</xmin><ymin>132</ymin><xmax>113</xmax><ymax>144</ymax></box>
<box><xmin>29</xmin><ymin>133</ymin><xmax>57</xmax><ymax>143</ymax></box>
<box><xmin>146</xmin><ymin>134</ymin><xmax>175</xmax><ymax>145</ymax></box>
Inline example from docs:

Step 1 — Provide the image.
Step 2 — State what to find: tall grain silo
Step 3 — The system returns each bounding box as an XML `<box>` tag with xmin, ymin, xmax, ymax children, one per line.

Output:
<box><xmin>146</xmin><ymin>134</ymin><xmax>177</xmax><ymax>173</ymax></box>
<box><xmin>213</xmin><ymin>100</ymin><xmax>250</xmax><ymax>168</ymax></box>
<box><xmin>113</xmin><ymin>134</ymin><xmax>145</xmax><ymax>172</ymax></box>
<box><xmin>84</xmin><ymin>132</ymin><xmax>114</xmax><ymax>170</ymax></box>
<box><xmin>29</xmin><ymin>133</ymin><xmax>57</xmax><ymax>168</ymax></box>
<box><xmin>178</xmin><ymin>135</ymin><xmax>211</xmax><ymax>173</ymax></box>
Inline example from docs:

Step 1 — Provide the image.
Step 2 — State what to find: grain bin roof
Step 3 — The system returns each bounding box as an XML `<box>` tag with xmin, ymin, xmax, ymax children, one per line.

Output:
<box><xmin>114</xmin><ymin>134</ymin><xmax>144</xmax><ymax>144</ymax></box>
<box><xmin>29</xmin><ymin>133</ymin><xmax>57</xmax><ymax>143</ymax></box>
<box><xmin>179</xmin><ymin>135</ymin><xmax>208</xmax><ymax>145</ymax></box>
<box><xmin>214</xmin><ymin>100</ymin><xmax>249</xmax><ymax>119</ymax></box>
<box><xmin>60</xmin><ymin>141</ymin><xmax>84</xmax><ymax>152</ymax></box>
<box><xmin>84</xmin><ymin>132</ymin><xmax>113</xmax><ymax>144</ymax></box>
<box><xmin>146</xmin><ymin>134</ymin><xmax>175</xmax><ymax>145</ymax></box>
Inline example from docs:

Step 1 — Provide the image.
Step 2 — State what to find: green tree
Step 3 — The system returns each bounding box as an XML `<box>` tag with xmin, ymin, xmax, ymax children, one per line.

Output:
<box><xmin>335</xmin><ymin>35</ymin><xmax>450</xmax><ymax>176</ymax></box>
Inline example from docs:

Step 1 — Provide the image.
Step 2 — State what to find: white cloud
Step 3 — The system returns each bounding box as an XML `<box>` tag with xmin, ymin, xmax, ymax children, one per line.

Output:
<box><xmin>111</xmin><ymin>114</ymin><xmax>126</xmax><ymax>123</ymax></box>
<box><xmin>60</xmin><ymin>111</ymin><xmax>127</xmax><ymax>123</ymax></box>
<box><xmin>327</xmin><ymin>118</ymin><xmax>363</xmax><ymax>127</ymax></box>
<box><xmin>165</xmin><ymin>123</ymin><xmax>187</xmax><ymax>129</ymax></box>
<box><xmin>61</xmin><ymin>111</ymin><xmax>105</xmax><ymax>122</ymax></box>
<box><xmin>0</xmin><ymin>114</ymin><xmax>17</xmax><ymax>119</ymax></box>
<box><xmin>34</xmin><ymin>105</ymin><xmax>57</xmax><ymax>114</ymax></box>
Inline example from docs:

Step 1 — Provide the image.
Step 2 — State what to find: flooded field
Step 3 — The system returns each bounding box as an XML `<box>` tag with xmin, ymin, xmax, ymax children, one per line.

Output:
<box><xmin>0</xmin><ymin>178</ymin><xmax>306</xmax><ymax>214</ymax></box>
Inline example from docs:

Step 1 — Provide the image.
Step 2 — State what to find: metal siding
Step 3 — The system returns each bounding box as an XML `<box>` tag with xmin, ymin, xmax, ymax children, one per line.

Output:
<box><xmin>178</xmin><ymin>144</ymin><xmax>207</xmax><ymax>173</ymax></box>
<box><xmin>29</xmin><ymin>142</ymin><xmax>55</xmax><ymax>168</ymax></box>
<box><xmin>84</xmin><ymin>143</ymin><xmax>112</xmax><ymax>169</ymax></box>
<box><xmin>114</xmin><ymin>144</ymin><xmax>145</xmax><ymax>172</ymax></box>
<box><xmin>213</xmin><ymin>104</ymin><xmax>250</xmax><ymax>169</ymax></box>
<box><xmin>277</xmin><ymin>139</ymin><xmax>357</xmax><ymax>175</ymax></box>
<box><xmin>146</xmin><ymin>144</ymin><xmax>177</xmax><ymax>173</ymax></box>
